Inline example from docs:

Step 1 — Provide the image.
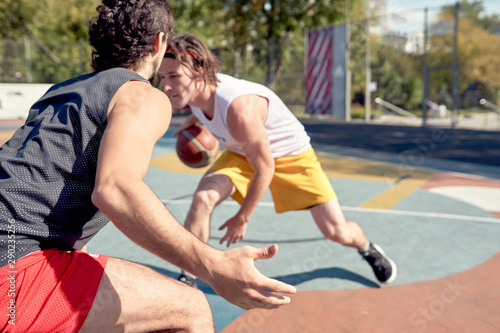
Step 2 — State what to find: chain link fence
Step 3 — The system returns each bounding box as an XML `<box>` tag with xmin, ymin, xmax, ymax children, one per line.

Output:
<box><xmin>0</xmin><ymin>38</ymin><xmax>93</xmax><ymax>84</ymax></box>
<box><xmin>368</xmin><ymin>3</ymin><xmax>500</xmax><ymax>130</ymax></box>
<box><xmin>1</xmin><ymin>37</ymin><xmax>307</xmax><ymax>117</ymax></box>
<box><xmin>2</xmin><ymin>5</ymin><xmax>499</xmax><ymax>131</ymax></box>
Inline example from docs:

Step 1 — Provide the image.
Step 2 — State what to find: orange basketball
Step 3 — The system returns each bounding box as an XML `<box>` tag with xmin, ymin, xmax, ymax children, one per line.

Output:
<box><xmin>176</xmin><ymin>124</ymin><xmax>219</xmax><ymax>168</ymax></box>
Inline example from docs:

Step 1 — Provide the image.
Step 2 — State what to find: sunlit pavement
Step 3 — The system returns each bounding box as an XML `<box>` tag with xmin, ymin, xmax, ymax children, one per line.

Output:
<box><xmin>2</xmin><ymin>118</ymin><xmax>499</xmax><ymax>332</ymax></box>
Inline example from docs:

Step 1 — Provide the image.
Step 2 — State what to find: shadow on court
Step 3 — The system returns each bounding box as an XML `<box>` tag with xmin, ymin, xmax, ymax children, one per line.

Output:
<box><xmin>3</xmin><ymin>118</ymin><xmax>499</xmax><ymax>332</ymax></box>
<box><xmin>148</xmin><ymin>263</ymin><xmax>379</xmax><ymax>298</ymax></box>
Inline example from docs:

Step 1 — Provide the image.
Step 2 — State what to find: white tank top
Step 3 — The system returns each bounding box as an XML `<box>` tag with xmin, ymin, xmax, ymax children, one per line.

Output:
<box><xmin>189</xmin><ymin>74</ymin><xmax>311</xmax><ymax>158</ymax></box>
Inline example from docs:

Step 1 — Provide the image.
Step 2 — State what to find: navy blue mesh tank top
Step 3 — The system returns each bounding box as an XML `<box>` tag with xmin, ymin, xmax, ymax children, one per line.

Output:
<box><xmin>0</xmin><ymin>67</ymin><xmax>147</xmax><ymax>266</ymax></box>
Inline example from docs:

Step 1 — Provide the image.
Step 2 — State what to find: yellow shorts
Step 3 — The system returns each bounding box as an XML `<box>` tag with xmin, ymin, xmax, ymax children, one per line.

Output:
<box><xmin>210</xmin><ymin>148</ymin><xmax>337</xmax><ymax>213</ymax></box>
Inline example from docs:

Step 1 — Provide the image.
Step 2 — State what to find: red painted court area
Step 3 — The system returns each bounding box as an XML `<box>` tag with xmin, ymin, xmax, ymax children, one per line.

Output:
<box><xmin>222</xmin><ymin>252</ymin><xmax>500</xmax><ymax>332</ymax></box>
<box><xmin>2</xmin><ymin>118</ymin><xmax>500</xmax><ymax>332</ymax></box>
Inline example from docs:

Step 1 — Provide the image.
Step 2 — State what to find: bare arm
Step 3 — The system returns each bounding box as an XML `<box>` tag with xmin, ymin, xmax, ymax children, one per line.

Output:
<box><xmin>91</xmin><ymin>81</ymin><xmax>295</xmax><ymax>309</ymax></box>
<box><xmin>219</xmin><ymin>94</ymin><xmax>275</xmax><ymax>246</ymax></box>
<box><xmin>91</xmin><ymin>80</ymin><xmax>210</xmax><ymax>275</ymax></box>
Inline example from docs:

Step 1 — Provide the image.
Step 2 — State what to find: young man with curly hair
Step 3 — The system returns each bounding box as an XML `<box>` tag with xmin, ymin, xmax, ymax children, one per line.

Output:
<box><xmin>0</xmin><ymin>2</ymin><xmax>295</xmax><ymax>332</ymax></box>
<box><xmin>159</xmin><ymin>33</ymin><xmax>397</xmax><ymax>289</ymax></box>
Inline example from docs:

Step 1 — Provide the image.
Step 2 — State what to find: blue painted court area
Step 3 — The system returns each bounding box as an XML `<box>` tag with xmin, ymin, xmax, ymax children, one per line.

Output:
<box><xmin>87</xmin><ymin>127</ymin><xmax>500</xmax><ymax>332</ymax></box>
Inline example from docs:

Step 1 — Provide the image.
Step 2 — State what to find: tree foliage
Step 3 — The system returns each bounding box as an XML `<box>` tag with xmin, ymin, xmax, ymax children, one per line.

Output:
<box><xmin>1</xmin><ymin>0</ymin><xmax>498</xmax><ymax>111</ymax></box>
<box><xmin>427</xmin><ymin>1</ymin><xmax>500</xmax><ymax>106</ymax></box>
<box><xmin>365</xmin><ymin>0</ymin><xmax>500</xmax><ymax>110</ymax></box>
<box><xmin>171</xmin><ymin>0</ymin><xmax>363</xmax><ymax>88</ymax></box>
<box><xmin>442</xmin><ymin>0</ymin><xmax>500</xmax><ymax>34</ymax></box>
<box><xmin>0</xmin><ymin>0</ymin><xmax>100</xmax><ymax>82</ymax></box>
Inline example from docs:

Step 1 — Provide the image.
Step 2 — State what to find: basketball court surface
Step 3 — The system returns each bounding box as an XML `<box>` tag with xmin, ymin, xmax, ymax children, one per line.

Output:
<box><xmin>1</xmin><ymin>118</ymin><xmax>499</xmax><ymax>332</ymax></box>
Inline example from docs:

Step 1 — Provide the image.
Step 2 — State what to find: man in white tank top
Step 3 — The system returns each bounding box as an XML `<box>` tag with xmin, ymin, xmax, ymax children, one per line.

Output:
<box><xmin>159</xmin><ymin>34</ymin><xmax>396</xmax><ymax>288</ymax></box>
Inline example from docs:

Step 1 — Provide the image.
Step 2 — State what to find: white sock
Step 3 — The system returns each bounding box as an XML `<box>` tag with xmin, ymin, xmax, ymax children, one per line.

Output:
<box><xmin>360</xmin><ymin>241</ymin><xmax>371</xmax><ymax>252</ymax></box>
<box><xmin>181</xmin><ymin>270</ymin><xmax>197</xmax><ymax>279</ymax></box>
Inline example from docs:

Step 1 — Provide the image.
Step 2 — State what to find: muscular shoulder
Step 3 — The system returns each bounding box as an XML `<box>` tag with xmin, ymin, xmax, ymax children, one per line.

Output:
<box><xmin>228</xmin><ymin>95</ymin><xmax>268</xmax><ymax>124</ymax></box>
<box><xmin>112</xmin><ymin>80</ymin><xmax>169</xmax><ymax>112</ymax></box>
<box><xmin>109</xmin><ymin>80</ymin><xmax>172</xmax><ymax>137</ymax></box>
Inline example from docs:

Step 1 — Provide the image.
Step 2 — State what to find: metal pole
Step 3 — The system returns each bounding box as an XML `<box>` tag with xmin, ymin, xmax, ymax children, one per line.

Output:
<box><xmin>79</xmin><ymin>39</ymin><xmax>85</xmax><ymax>75</ymax></box>
<box><xmin>344</xmin><ymin>2</ymin><xmax>351</xmax><ymax>122</ymax></box>
<box><xmin>304</xmin><ymin>28</ymin><xmax>309</xmax><ymax>115</ymax></box>
<box><xmin>233</xmin><ymin>50</ymin><xmax>239</xmax><ymax>78</ymax></box>
<box><xmin>451</xmin><ymin>2</ymin><xmax>460</xmax><ymax>128</ymax></box>
<box><xmin>365</xmin><ymin>17</ymin><xmax>371</xmax><ymax>122</ymax></box>
<box><xmin>345</xmin><ymin>22</ymin><xmax>351</xmax><ymax>122</ymax></box>
<box><xmin>24</xmin><ymin>37</ymin><xmax>32</xmax><ymax>83</ymax></box>
<box><xmin>422</xmin><ymin>7</ymin><xmax>429</xmax><ymax>127</ymax></box>
<box><xmin>267</xmin><ymin>36</ymin><xmax>275</xmax><ymax>87</ymax></box>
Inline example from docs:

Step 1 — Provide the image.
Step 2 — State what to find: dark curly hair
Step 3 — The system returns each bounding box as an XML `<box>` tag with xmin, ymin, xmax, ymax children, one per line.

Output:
<box><xmin>89</xmin><ymin>0</ymin><xmax>175</xmax><ymax>72</ymax></box>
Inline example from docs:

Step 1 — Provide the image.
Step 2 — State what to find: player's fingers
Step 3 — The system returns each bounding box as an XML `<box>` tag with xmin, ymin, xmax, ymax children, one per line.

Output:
<box><xmin>246</xmin><ymin>289</ymin><xmax>293</xmax><ymax>309</ymax></box>
<box><xmin>219</xmin><ymin>233</ymin><xmax>237</xmax><ymax>247</ymax></box>
<box><xmin>260</xmin><ymin>277</ymin><xmax>297</xmax><ymax>295</ymax></box>
<box><xmin>246</xmin><ymin>299</ymin><xmax>279</xmax><ymax>310</ymax></box>
<box><xmin>253</xmin><ymin>244</ymin><xmax>279</xmax><ymax>261</ymax></box>
<box><xmin>226</xmin><ymin>236</ymin><xmax>238</xmax><ymax>247</ymax></box>
<box><xmin>231</xmin><ymin>235</ymin><xmax>242</xmax><ymax>246</ymax></box>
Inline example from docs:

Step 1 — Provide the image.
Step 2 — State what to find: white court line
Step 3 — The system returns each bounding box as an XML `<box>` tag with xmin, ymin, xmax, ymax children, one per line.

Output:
<box><xmin>341</xmin><ymin>206</ymin><xmax>500</xmax><ymax>224</ymax></box>
<box><xmin>161</xmin><ymin>199</ymin><xmax>500</xmax><ymax>224</ymax></box>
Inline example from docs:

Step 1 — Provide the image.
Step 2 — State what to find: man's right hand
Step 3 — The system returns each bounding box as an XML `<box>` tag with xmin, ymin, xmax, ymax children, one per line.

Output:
<box><xmin>173</xmin><ymin>114</ymin><xmax>200</xmax><ymax>137</ymax></box>
<box><xmin>204</xmin><ymin>244</ymin><xmax>296</xmax><ymax>310</ymax></box>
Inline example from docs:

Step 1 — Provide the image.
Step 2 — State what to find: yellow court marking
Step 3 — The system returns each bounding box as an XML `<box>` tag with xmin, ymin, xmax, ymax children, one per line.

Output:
<box><xmin>0</xmin><ymin>131</ymin><xmax>15</xmax><ymax>139</ymax></box>
<box><xmin>316</xmin><ymin>153</ymin><xmax>436</xmax><ymax>210</ymax></box>
<box><xmin>358</xmin><ymin>171</ymin><xmax>436</xmax><ymax>210</ymax></box>
<box><xmin>0</xmin><ymin>131</ymin><xmax>15</xmax><ymax>145</ymax></box>
<box><xmin>316</xmin><ymin>153</ymin><xmax>407</xmax><ymax>182</ymax></box>
<box><xmin>151</xmin><ymin>151</ymin><xmax>436</xmax><ymax>209</ymax></box>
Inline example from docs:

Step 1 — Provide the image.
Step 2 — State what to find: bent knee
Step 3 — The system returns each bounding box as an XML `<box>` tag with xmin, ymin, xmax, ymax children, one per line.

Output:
<box><xmin>192</xmin><ymin>190</ymin><xmax>220</xmax><ymax>211</ymax></box>
<box><xmin>183</xmin><ymin>288</ymin><xmax>214</xmax><ymax>331</ymax></box>
<box><xmin>321</xmin><ymin>226</ymin><xmax>353</xmax><ymax>245</ymax></box>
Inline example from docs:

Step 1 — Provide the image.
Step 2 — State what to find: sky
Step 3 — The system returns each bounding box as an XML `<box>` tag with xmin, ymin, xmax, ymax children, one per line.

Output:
<box><xmin>380</xmin><ymin>0</ymin><xmax>500</xmax><ymax>34</ymax></box>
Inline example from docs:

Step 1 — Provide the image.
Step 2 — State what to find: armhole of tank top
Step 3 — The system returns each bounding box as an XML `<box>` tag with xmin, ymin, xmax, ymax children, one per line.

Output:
<box><xmin>107</xmin><ymin>77</ymin><xmax>149</xmax><ymax>116</ymax></box>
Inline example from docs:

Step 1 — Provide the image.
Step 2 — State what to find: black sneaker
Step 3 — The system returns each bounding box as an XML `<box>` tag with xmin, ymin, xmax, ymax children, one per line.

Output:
<box><xmin>178</xmin><ymin>273</ymin><xmax>198</xmax><ymax>288</ymax></box>
<box><xmin>360</xmin><ymin>243</ymin><xmax>397</xmax><ymax>284</ymax></box>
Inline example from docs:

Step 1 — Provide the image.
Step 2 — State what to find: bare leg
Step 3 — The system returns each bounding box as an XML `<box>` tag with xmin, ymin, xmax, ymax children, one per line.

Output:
<box><xmin>309</xmin><ymin>200</ymin><xmax>368</xmax><ymax>251</ymax></box>
<box><xmin>184</xmin><ymin>171</ymin><xmax>236</xmax><ymax>243</ymax></box>
<box><xmin>79</xmin><ymin>257</ymin><xmax>215</xmax><ymax>332</ymax></box>
<box><xmin>310</xmin><ymin>200</ymin><xmax>397</xmax><ymax>284</ymax></box>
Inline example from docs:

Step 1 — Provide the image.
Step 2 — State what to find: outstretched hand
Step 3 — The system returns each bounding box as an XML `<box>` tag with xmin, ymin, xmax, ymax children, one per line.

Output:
<box><xmin>207</xmin><ymin>244</ymin><xmax>296</xmax><ymax>310</ymax></box>
<box><xmin>219</xmin><ymin>215</ymin><xmax>248</xmax><ymax>247</ymax></box>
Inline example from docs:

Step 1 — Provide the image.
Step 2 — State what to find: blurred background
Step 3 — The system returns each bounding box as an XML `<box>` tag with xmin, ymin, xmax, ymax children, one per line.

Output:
<box><xmin>1</xmin><ymin>0</ymin><xmax>499</xmax><ymax>129</ymax></box>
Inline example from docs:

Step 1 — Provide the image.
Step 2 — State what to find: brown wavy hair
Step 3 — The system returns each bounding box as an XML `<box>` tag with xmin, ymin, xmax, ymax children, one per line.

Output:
<box><xmin>166</xmin><ymin>34</ymin><xmax>220</xmax><ymax>86</ymax></box>
<box><xmin>89</xmin><ymin>0</ymin><xmax>175</xmax><ymax>72</ymax></box>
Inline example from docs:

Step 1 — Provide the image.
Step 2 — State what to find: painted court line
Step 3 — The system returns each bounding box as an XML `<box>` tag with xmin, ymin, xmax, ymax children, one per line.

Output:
<box><xmin>161</xmin><ymin>199</ymin><xmax>500</xmax><ymax>224</ymax></box>
<box><xmin>341</xmin><ymin>206</ymin><xmax>500</xmax><ymax>224</ymax></box>
<box><xmin>359</xmin><ymin>174</ymin><xmax>436</xmax><ymax>210</ymax></box>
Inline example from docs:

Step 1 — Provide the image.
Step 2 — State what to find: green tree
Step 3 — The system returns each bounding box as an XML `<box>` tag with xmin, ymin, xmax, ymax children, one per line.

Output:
<box><xmin>428</xmin><ymin>2</ymin><xmax>500</xmax><ymax>106</ymax></box>
<box><xmin>0</xmin><ymin>0</ymin><xmax>100</xmax><ymax>83</ymax></box>
<box><xmin>169</xmin><ymin>1</ymin><xmax>228</xmax><ymax>45</ymax></box>
<box><xmin>348</xmin><ymin>0</ymin><xmax>393</xmax><ymax>106</ymax></box>
<box><xmin>231</xmin><ymin>0</ymin><xmax>362</xmax><ymax>88</ymax></box>
<box><xmin>370</xmin><ymin>35</ymin><xmax>422</xmax><ymax>109</ymax></box>
<box><xmin>172</xmin><ymin>0</ymin><xmax>363</xmax><ymax>89</ymax></box>
<box><xmin>442</xmin><ymin>0</ymin><xmax>500</xmax><ymax>33</ymax></box>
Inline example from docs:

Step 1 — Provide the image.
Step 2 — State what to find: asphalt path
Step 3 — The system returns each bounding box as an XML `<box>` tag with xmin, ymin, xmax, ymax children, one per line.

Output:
<box><xmin>301</xmin><ymin>120</ymin><xmax>500</xmax><ymax>166</ymax></box>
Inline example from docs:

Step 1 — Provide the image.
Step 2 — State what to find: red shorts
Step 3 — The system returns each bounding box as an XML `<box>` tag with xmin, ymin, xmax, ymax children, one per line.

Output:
<box><xmin>0</xmin><ymin>249</ymin><xmax>108</xmax><ymax>332</ymax></box>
